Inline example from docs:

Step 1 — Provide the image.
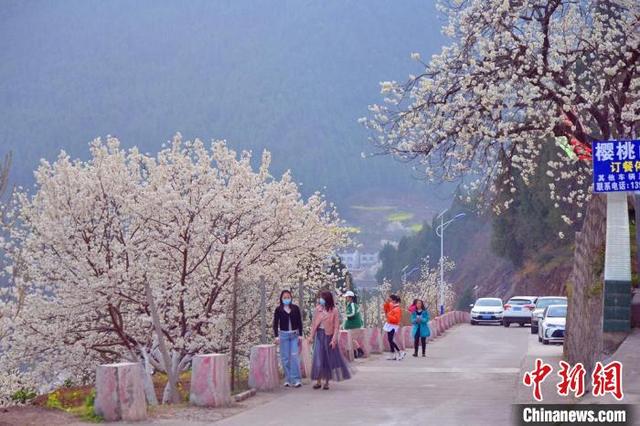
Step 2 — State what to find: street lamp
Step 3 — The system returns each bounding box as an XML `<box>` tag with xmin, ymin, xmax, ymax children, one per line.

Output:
<box><xmin>435</xmin><ymin>210</ymin><xmax>466</xmax><ymax>315</ymax></box>
<box><xmin>401</xmin><ymin>265</ymin><xmax>420</xmax><ymax>287</ymax></box>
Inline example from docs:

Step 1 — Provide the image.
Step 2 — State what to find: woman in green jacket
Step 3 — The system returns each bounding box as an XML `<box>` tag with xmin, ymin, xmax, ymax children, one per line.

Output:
<box><xmin>343</xmin><ymin>291</ymin><xmax>364</xmax><ymax>358</ymax></box>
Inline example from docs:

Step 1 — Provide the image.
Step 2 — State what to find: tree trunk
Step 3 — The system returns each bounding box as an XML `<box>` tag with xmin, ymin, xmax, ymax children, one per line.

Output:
<box><xmin>144</xmin><ymin>280</ymin><xmax>181</xmax><ymax>404</ymax></box>
<box><xmin>230</xmin><ymin>271</ymin><xmax>239</xmax><ymax>392</ymax></box>
<box><xmin>564</xmin><ymin>194</ymin><xmax>606</xmax><ymax>377</ymax></box>
<box><xmin>139</xmin><ymin>347</ymin><xmax>159</xmax><ymax>406</ymax></box>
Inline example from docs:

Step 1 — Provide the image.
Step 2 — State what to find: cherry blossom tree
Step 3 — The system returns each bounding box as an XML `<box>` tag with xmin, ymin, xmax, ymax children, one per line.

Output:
<box><xmin>363</xmin><ymin>0</ymin><xmax>639</xmax><ymax>212</ymax></box>
<box><xmin>0</xmin><ymin>136</ymin><xmax>346</xmax><ymax>404</ymax></box>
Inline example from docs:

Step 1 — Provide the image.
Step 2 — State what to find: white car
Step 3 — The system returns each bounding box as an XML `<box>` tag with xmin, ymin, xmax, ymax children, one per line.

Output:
<box><xmin>503</xmin><ymin>296</ymin><xmax>537</xmax><ymax>327</ymax></box>
<box><xmin>538</xmin><ymin>304</ymin><xmax>567</xmax><ymax>345</ymax></box>
<box><xmin>531</xmin><ymin>296</ymin><xmax>567</xmax><ymax>334</ymax></box>
<box><xmin>469</xmin><ymin>298</ymin><xmax>504</xmax><ymax>325</ymax></box>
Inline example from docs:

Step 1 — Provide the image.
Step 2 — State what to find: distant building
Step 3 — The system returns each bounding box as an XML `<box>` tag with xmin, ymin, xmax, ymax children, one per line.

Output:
<box><xmin>337</xmin><ymin>250</ymin><xmax>379</xmax><ymax>271</ymax></box>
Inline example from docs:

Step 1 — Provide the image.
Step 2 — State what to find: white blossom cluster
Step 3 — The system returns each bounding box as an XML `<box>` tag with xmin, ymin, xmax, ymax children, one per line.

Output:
<box><xmin>0</xmin><ymin>135</ymin><xmax>347</xmax><ymax>404</ymax></box>
<box><xmin>362</xmin><ymin>0</ymin><xmax>639</xmax><ymax>218</ymax></box>
<box><xmin>362</xmin><ymin>259</ymin><xmax>456</xmax><ymax>326</ymax></box>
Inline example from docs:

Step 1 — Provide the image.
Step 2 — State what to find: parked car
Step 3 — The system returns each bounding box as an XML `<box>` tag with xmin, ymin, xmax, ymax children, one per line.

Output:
<box><xmin>503</xmin><ymin>296</ymin><xmax>537</xmax><ymax>327</ymax></box>
<box><xmin>531</xmin><ymin>296</ymin><xmax>568</xmax><ymax>334</ymax></box>
<box><xmin>469</xmin><ymin>298</ymin><xmax>504</xmax><ymax>325</ymax></box>
<box><xmin>538</xmin><ymin>304</ymin><xmax>567</xmax><ymax>345</ymax></box>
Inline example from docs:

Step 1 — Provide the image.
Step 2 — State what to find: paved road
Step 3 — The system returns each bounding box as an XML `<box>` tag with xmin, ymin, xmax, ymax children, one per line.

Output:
<box><xmin>217</xmin><ymin>323</ymin><xmax>531</xmax><ymax>426</ymax></box>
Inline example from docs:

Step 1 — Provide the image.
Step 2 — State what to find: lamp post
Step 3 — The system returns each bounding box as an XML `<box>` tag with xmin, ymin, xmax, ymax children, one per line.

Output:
<box><xmin>435</xmin><ymin>210</ymin><xmax>466</xmax><ymax>315</ymax></box>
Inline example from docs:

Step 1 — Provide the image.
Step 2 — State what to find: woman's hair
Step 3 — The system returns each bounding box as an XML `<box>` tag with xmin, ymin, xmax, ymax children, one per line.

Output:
<box><xmin>413</xmin><ymin>299</ymin><xmax>425</xmax><ymax>310</ymax></box>
<box><xmin>279</xmin><ymin>290</ymin><xmax>292</xmax><ymax>307</ymax></box>
<box><xmin>346</xmin><ymin>294</ymin><xmax>358</xmax><ymax>304</ymax></box>
<box><xmin>390</xmin><ymin>294</ymin><xmax>401</xmax><ymax>303</ymax></box>
<box><xmin>319</xmin><ymin>291</ymin><xmax>335</xmax><ymax>310</ymax></box>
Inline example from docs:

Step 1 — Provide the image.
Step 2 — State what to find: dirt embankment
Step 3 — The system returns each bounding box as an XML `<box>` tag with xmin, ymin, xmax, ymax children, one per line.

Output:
<box><xmin>450</xmin><ymin>221</ymin><xmax>572</xmax><ymax>300</ymax></box>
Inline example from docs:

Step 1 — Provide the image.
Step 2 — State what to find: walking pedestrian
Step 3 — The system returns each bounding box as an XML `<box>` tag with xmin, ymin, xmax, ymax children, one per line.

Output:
<box><xmin>383</xmin><ymin>294</ymin><xmax>405</xmax><ymax>361</ymax></box>
<box><xmin>309</xmin><ymin>291</ymin><xmax>352</xmax><ymax>390</ymax></box>
<box><xmin>343</xmin><ymin>290</ymin><xmax>364</xmax><ymax>358</ymax></box>
<box><xmin>273</xmin><ymin>289</ymin><xmax>303</xmax><ymax>388</ymax></box>
<box><xmin>410</xmin><ymin>299</ymin><xmax>430</xmax><ymax>357</ymax></box>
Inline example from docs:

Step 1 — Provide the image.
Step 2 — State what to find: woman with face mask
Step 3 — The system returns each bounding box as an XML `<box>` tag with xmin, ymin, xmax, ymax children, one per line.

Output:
<box><xmin>273</xmin><ymin>290</ymin><xmax>303</xmax><ymax>387</ymax></box>
<box><xmin>308</xmin><ymin>291</ymin><xmax>352</xmax><ymax>390</ymax></box>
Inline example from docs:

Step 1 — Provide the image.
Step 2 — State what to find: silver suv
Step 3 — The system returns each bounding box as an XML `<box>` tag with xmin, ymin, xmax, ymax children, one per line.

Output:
<box><xmin>531</xmin><ymin>296</ymin><xmax>567</xmax><ymax>334</ymax></box>
<box><xmin>503</xmin><ymin>296</ymin><xmax>537</xmax><ymax>327</ymax></box>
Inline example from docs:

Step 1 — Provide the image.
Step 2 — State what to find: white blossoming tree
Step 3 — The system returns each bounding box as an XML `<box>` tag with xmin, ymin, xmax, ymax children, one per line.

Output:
<box><xmin>364</xmin><ymin>0</ymin><xmax>638</xmax><ymax>210</ymax></box>
<box><xmin>363</xmin><ymin>0</ymin><xmax>638</xmax><ymax>368</ymax></box>
<box><xmin>0</xmin><ymin>136</ymin><xmax>346</xmax><ymax>405</ymax></box>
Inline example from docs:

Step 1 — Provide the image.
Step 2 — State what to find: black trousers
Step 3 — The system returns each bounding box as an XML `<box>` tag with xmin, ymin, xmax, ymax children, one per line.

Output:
<box><xmin>387</xmin><ymin>329</ymin><xmax>401</xmax><ymax>353</ymax></box>
<box><xmin>414</xmin><ymin>335</ymin><xmax>427</xmax><ymax>354</ymax></box>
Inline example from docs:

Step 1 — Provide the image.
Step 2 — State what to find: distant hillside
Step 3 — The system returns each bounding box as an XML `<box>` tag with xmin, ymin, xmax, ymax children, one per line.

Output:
<box><xmin>0</xmin><ymin>0</ymin><xmax>448</xmax><ymax>214</ymax></box>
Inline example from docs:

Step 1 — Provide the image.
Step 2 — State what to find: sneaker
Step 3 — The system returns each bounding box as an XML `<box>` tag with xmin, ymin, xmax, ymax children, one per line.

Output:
<box><xmin>293</xmin><ymin>382</ymin><xmax>302</xmax><ymax>388</ymax></box>
<box><xmin>284</xmin><ymin>382</ymin><xmax>291</xmax><ymax>387</ymax></box>
<box><xmin>399</xmin><ymin>351</ymin><xmax>406</xmax><ymax>360</ymax></box>
<box><xmin>422</xmin><ymin>353</ymin><xmax>426</xmax><ymax>357</ymax></box>
<box><xmin>386</xmin><ymin>353</ymin><xmax>397</xmax><ymax>361</ymax></box>
<box><xmin>412</xmin><ymin>353</ymin><xmax>418</xmax><ymax>357</ymax></box>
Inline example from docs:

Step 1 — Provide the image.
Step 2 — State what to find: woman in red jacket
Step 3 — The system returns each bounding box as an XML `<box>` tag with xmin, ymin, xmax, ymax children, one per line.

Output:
<box><xmin>383</xmin><ymin>294</ymin><xmax>405</xmax><ymax>361</ymax></box>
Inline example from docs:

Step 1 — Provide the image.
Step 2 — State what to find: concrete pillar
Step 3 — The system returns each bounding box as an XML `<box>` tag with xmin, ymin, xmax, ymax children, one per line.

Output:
<box><xmin>189</xmin><ymin>354</ymin><xmax>231</xmax><ymax>407</ymax></box>
<box><xmin>401</xmin><ymin>326</ymin><xmax>414</xmax><ymax>349</ymax></box>
<box><xmin>248</xmin><ymin>344</ymin><xmax>279</xmax><ymax>391</ymax></box>
<box><xmin>350</xmin><ymin>328</ymin><xmax>370</xmax><ymax>357</ymax></box>
<box><xmin>338</xmin><ymin>330</ymin><xmax>355</xmax><ymax>362</ymax></box>
<box><xmin>299</xmin><ymin>338</ymin><xmax>313</xmax><ymax>380</ymax></box>
<box><xmin>603</xmin><ymin>192</ymin><xmax>632</xmax><ymax>335</ymax></box>
<box><xmin>382</xmin><ymin>328</ymin><xmax>391</xmax><ymax>352</ymax></box>
<box><xmin>428</xmin><ymin>320</ymin><xmax>438</xmax><ymax>339</ymax></box>
<box><xmin>95</xmin><ymin>362</ymin><xmax>147</xmax><ymax>422</ymax></box>
<box><xmin>366</xmin><ymin>328</ymin><xmax>383</xmax><ymax>354</ymax></box>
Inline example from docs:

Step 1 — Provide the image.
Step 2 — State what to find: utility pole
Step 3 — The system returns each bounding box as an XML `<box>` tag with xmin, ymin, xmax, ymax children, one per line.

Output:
<box><xmin>436</xmin><ymin>210</ymin><xmax>466</xmax><ymax>315</ymax></box>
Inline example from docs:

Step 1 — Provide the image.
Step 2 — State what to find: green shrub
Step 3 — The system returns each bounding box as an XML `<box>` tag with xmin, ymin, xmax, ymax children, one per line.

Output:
<box><xmin>46</xmin><ymin>391</ymin><xmax>63</xmax><ymax>409</ymax></box>
<box><xmin>10</xmin><ymin>388</ymin><xmax>37</xmax><ymax>404</ymax></box>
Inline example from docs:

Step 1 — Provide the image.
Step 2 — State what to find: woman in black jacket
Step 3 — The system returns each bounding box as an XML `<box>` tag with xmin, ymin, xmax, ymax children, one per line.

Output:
<box><xmin>273</xmin><ymin>289</ymin><xmax>303</xmax><ymax>387</ymax></box>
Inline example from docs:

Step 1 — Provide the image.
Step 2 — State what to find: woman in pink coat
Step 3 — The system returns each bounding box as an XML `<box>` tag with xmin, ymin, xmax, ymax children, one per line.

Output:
<box><xmin>309</xmin><ymin>291</ymin><xmax>352</xmax><ymax>390</ymax></box>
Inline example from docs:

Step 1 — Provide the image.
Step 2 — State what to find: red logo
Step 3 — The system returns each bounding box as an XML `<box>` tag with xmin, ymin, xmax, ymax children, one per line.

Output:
<box><xmin>557</xmin><ymin>361</ymin><xmax>586</xmax><ymax>398</ymax></box>
<box><xmin>523</xmin><ymin>359</ymin><xmax>553</xmax><ymax>401</ymax></box>
<box><xmin>591</xmin><ymin>361</ymin><xmax>623</xmax><ymax>400</ymax></box>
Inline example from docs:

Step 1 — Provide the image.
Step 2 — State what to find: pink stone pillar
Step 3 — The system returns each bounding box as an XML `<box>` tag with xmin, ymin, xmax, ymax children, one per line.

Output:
<box><xmin>299</xmin><ymin>338</ymin><xmax>313</xmax><ymax>379</ymax></box>
<box><xmin>436</xmin><ymin>317</ymin><xmax>445</xmax><ymax>334</ymax></box>
<box><xmin>382</xmin><ymin>328</ymin><xmax>391</xmax><ymax>352</ymax></box>
<box><xmin>248</xmin><ymin>344</ymin><xmax>279</xmax><ymax>391</ymax></box>
<box><xmin>401</xmin><ymin>326</ymin><xmax>414</xmax><ymax>349</ymax></box>
<box><xmin>428</xmin><ymin>320</ymin><xmax>438</xmax><ymax>339</ymax></box>
<box><xmin>338</xmin><ymin>330</ymin><xmax>355</xmax><ymax>362</ymax></box>
<box><xmin>189</xmin><ymin>354</ymin><xmax>231</xmax><ymax>407</ymax></box>
<box><xmin>95</xmin><ymin>362</ymin><xmax>146</xmax><ymax>422</ymax></box>
<box><xmin>366</xmin><ymin>328</ymin><xmax>383</xmax><ymax>353</ymax></box>
<box><xmin>445</xmin><ymin>313</ymin><xmax>452</xmax><ymax>328</ymax></box>
<box><xmin>464</xmin><ymin>312</ymin><xmax>471</xmax><ymax>322</ymax></box>
<box><xmin>350</xmin><ymin>328</ymin><xmax>370</xmax><ymax>357</ymax></box>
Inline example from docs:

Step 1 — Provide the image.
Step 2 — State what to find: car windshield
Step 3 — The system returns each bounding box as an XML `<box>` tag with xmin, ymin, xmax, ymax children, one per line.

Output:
<box><xmin>547</xmin><ymin>306</ymin><xmax>567</xmax><ymax>318</ymax></box>
<box><xmin>536</xmin><ymin>298</ymin><xmax>567</xmax><ymax>308</ymax></box>
<box><xmin>475</xmin><ymin>299</ymin><xmax>501</xmax><ymax>306</ymax></box>
<box><xmin>508</xmin><ymin>298</ymin><xmax>532</xmax><ymax>305</ymax></box>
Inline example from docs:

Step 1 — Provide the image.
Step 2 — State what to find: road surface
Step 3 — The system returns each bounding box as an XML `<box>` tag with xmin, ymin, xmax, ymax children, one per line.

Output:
<box><xmin>217</xmin><ymin>323</ymin><xmax>530</xmax><ymax>426</ymax></box>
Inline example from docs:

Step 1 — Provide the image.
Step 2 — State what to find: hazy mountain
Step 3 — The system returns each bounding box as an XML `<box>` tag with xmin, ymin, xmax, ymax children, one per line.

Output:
<box><xmin>0</xmin><ymin>0</ymin><xmax>449</xmax><ymax>223</ymax></box>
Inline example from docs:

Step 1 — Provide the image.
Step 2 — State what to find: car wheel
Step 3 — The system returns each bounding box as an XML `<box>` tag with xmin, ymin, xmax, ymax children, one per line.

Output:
<box><xmin>531</xmin><ymin>326</ymin><xmax>537</xmax><ymax>334</ymax></box>
<box><xmin>519</xmin><ymin>323</ymin><xmax>524</xmax><ymax>327</ymax></box>
<box><xmin>538</xmin><ymin>335</ymin><xmax>542</xmax><ymax>343</ymax></box>
<box><xmin>470</xmin><ymin>320</ymin><xmax>476</xmax><ymax>325</ymax></box>
<box><xmin>542</xmin><ymin>338</ymin><xmax>549</xmax><ymax>345</ymax></box>
<box><xmin>503</xmin><ymin>321</ymin><xmax>510</xmax><ymax>327</ymax></box>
